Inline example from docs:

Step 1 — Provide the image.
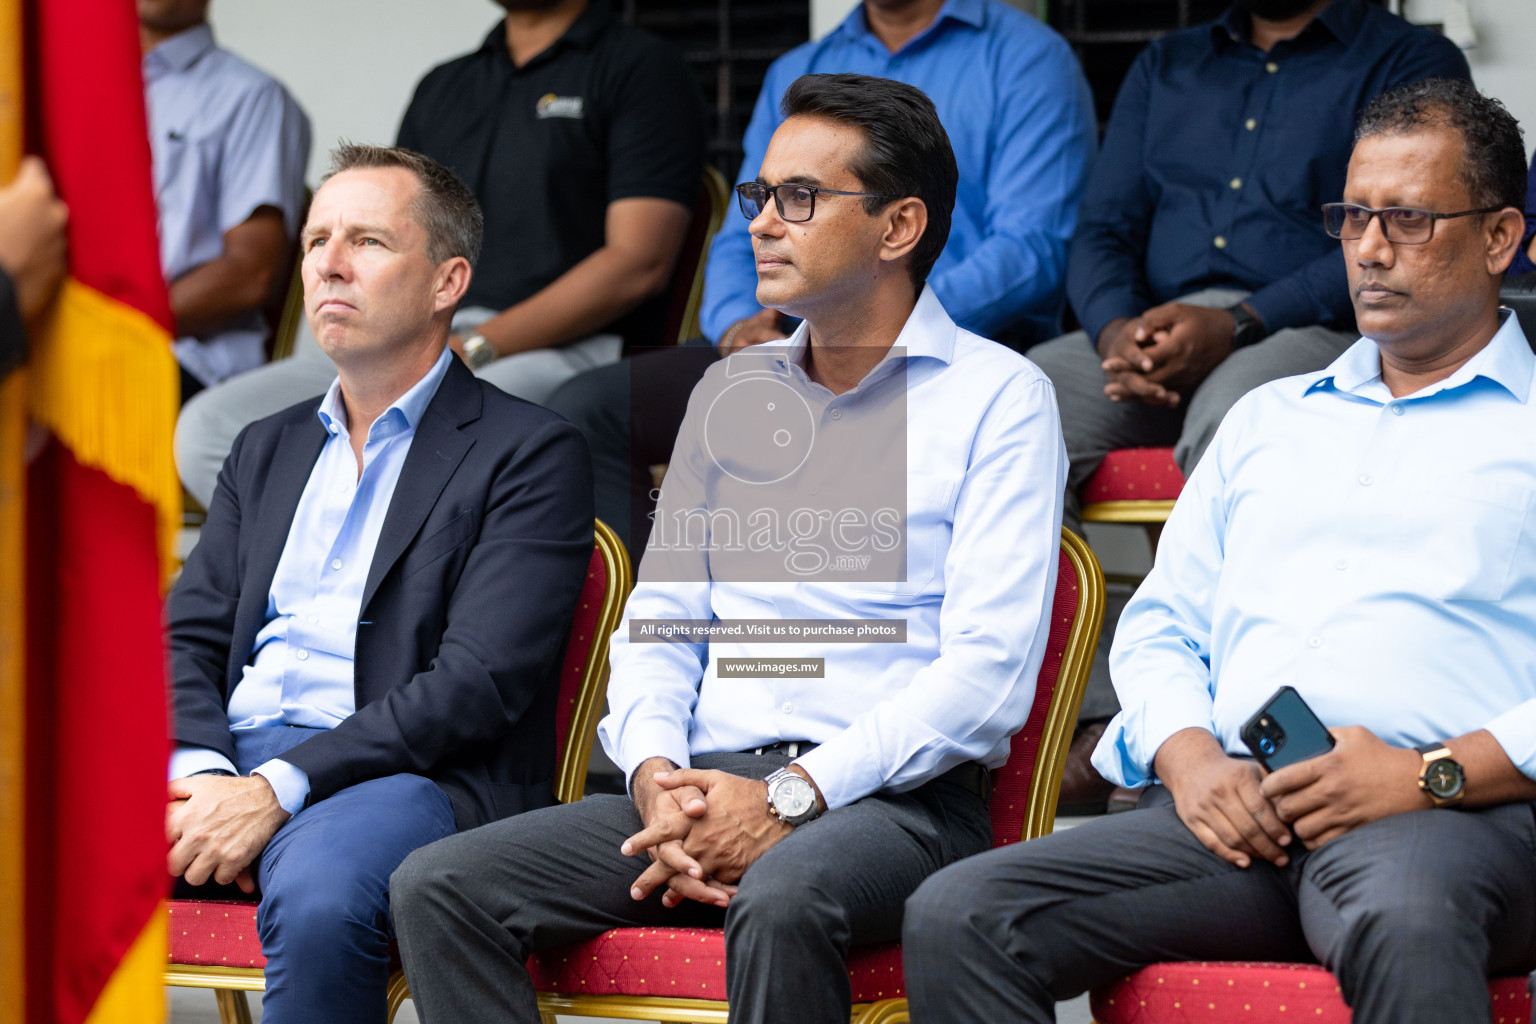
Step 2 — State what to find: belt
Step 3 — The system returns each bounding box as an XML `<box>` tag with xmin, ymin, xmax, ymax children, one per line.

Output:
<box><xmin>748</xmin><ymin>742</ymin><xmax>992</xmax><ymax>802</ymax></box>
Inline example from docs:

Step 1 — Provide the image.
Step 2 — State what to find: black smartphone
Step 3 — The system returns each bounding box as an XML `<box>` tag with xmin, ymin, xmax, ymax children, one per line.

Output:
<box><xmin>1240</xmin><ymin>686</ymin><xmax>1336</xmax><ymax>771</ymax></box>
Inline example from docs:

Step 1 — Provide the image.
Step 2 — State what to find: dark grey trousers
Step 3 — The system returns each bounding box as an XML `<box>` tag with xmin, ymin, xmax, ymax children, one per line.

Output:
<box><xmin>903</xmin><ymin>787</ymin><xmax>1536</xmax><ymax>1024</ymax></box>
<box><xmin>391</xmin><ymin>751</ymin><xmax>992</xmax><ymax>1024</ymax></box>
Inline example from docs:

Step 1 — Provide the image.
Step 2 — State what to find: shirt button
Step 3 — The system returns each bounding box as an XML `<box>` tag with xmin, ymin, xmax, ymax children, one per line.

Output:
<box><xmin>328</xmin><ymin>424</ymin><xmax>338</xmax><ymax>435</ymax></box>
<box><xmin>781</xmin><ymin>702</ymin><xmax>793</xmax><ymax>714</ymax></box>
<box><xmin>295</xmin><ymin>649</ymin><xmax>309</xmax><ymax>661</ymax></box>
<box><xmin>1245</xmin><ymin>118</ymin><xmax>1258</xmax><ymax>131</ymax></box>
<box><xmin>1335</xmin><ymin>559</ymin><xmax>1348</xmax><ymax>571</ymax></box>
<box><xmin>1229</xmin><ymin>177</ymin><xmax>1243</xmax><ymax>190</ymax></box>
<box><xmin>331</xmin><ymin>558</ymin><xmax>343</xmax><ymax>570</ymax></box>
<box><xmin>1358</xmin><ymin>474</ymin><xmax>1372</xmax><ymax>486</ymax></box>
<box><xmin>830</xmin><ymin>409</ymin><xmax>843</xmax><ymax>421</ymax></box>
<box><xmin>307</xmin><ymin>614</ymin><xmax>318</xmax><ymax>624</ymax></box>
<box><xmin>1213</xmin><ymin>236</ymin><xmax>1228</xmax><ymax>249</ymax></box>
<box><xmin>1389</xmin><ymin>403</ymin><xmax>1404</xmax><ymax>416</ymax></box>
<box><xmin>1265</xmin><ymin>61</ymin><xmax>1279</xmax><ymax>73</ymax></box>
<box><xmin>1308</xmin><ymin>636</ymin><xmax>1322</xmax><ymax>648</ymax></box>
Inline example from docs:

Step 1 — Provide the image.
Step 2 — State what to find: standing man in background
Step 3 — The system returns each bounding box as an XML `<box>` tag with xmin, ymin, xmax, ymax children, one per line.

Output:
<box><xmin>139</xmin><ymin>0</ymin><xmax>311</xmax><ymax>400</ymax></box>
<box><xmin>174</xmin><ymin>0</ymin><xmax>706</xmax><ymax>507</ymax></box>
<box><xmin>547</xmin><ymin>0</ymin><xmax>1097</xmax><ymax>557</ymax></box>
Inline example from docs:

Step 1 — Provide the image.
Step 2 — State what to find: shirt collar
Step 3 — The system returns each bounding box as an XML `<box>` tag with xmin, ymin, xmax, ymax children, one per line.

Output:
<box><xmin>144</xmin><ymin>23</ymin><xmax>215</xmax><ymax>78</ymax></box>
<box><xmin>317</xmin><ymin>345</ymin><xmax>455</xmax><ymax>440</ymax></box>
<box><xmin>1304</xmin><ymin>309</ymin><xmax>1534</xmax><ymax>404</ymax></box>
<box><xmin>1214</xmin><ymin>0</ymin><xmax>1359</xmax><ymax>50</ymax></box>
<box><xmin>832</xmin><ymin>0</ymin><xmax>985</xmax><ymax>49</ymax></box>
<box><xmin>768</xmin><ymin>284</ymin><xmax>958</xmax><ymax>380</ymax></box>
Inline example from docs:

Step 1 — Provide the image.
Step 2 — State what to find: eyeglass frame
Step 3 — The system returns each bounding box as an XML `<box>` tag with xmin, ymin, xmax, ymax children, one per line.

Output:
<box><xmin>1320</xmin><ymin>202</ymin><xmax>1509</xmax><ymax>244</ymax></box>
<box><xmin>735</xmin><ymin>181</ymin><xmax>904</xmax><ymax>223</ymax></box>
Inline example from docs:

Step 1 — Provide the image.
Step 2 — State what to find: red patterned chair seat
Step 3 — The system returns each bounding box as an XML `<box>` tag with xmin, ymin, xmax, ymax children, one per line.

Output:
<box><xmin>527</xmin><ymin>926</ymin><xmax>906</xmax><ymax>1003</ymax></box>
<box><xmin>1090</xmin><ymin>961</ymin><xmax>1531</xmax><ymax>1024</ymax></box>
<box><xmin>168</xmin><ymin>900</ymin><xmax>264</xmax><ymax>969</ymax></box>
<box><xmin>1083</xmin><ymin>448</ymin><xmax>1185</xmax><ymax>505</ymax></box>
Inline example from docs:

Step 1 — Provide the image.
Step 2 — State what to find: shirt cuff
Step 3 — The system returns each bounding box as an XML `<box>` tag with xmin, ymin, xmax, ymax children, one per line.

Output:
<box><xmin>701</xmin><ymin>296</ymin><xmax>762</xmax><ymax>347</ymax></box>
<box><xmin>1243</xmin><ymin>280</ymin><xmax>1318</xmax><ymax>336</ymax></box>
<box><xmin>169</xmin><ymin>745</ymin><xmax>239</xmax><ymax>781</ymax></box>
<box><xmin>1091</xmin><ymin>697</ymin><xmax>1217</xmax><ymax>789</ymax></box>
<box><xmin>791</xmin><ymin>740</ymin><xmax>883</xmax><ymax>811</ymax></box>
<box><xmin>252</xmin><ymin>758</ymin><xmax>311</xmax><ymax>816</ymax></box>
<box><xmin>1482</xmin><ymin>699</ymin><xmax>1536</xmax><ymax>781</ymax></box>
<box><xmin>600</xmin><ymin>716</ymin><xmax>693</xmax><ymax>796</ymax></box>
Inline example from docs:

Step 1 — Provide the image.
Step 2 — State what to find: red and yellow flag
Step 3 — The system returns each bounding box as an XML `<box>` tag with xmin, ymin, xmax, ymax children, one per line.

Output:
<box><xmin>1</xmin><ymin>0</ymin><xmax>178</xmax><ymax>1020</ymax></box>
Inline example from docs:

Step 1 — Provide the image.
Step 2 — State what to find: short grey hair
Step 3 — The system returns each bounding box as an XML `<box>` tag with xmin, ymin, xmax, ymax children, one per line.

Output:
<box><xmin>322</xmin><ymin>143</ymin><xmax>484</xmax><ymax>268</ymax></box>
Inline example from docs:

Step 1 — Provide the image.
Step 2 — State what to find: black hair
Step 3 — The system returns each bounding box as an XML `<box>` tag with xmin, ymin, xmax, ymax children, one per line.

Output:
<box><xmin>780</xmin><ymin>73</ymin><xmax>958</xmax><ymax>288</ymax></box>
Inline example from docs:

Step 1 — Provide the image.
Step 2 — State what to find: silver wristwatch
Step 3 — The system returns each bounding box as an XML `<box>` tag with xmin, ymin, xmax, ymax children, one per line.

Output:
<box><xmin>764</xmin><ymin>767</ymin><xmax>821</xmax><ymax>827</ymax></box>
<box><xmin>461</xmin><ymin>332</ymin><xmax>497</xmax><ymax>370</ymax></box>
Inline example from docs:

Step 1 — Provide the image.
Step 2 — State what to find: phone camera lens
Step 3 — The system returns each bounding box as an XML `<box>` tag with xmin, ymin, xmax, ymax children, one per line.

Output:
<box><xmin>1259</xmin><ymin>737</ymin><xmax>1276</xmax><ymax>755</ymax></box>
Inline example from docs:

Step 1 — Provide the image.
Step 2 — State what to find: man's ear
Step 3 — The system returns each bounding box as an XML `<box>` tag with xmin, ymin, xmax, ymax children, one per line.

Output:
<box><xmin>433</xmin><ymin>256</ymin><xmax>473</xmax><ymax>315</ymax></box>
<box><xmin>1485</xmin><ymin>206</ymin><xmax>1526</xmax><ymax>276</ymax></box>
<box><xmin>877</xmin><ymin>197</ymin><xmax>928</xmax><ymax>267</ymax></box>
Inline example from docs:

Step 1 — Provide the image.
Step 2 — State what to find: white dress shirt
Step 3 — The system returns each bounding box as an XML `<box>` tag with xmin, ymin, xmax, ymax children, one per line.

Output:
<box><xmin>1095</xmin><ymin>311</ymin><xmax>1536</xmax><ymax>787</ymax></box>
<box><xmin>170</xmin><ymin>347</ymin><xmax>454</xmax><ymax>812</ymax></box>
<box><xmin>599</xmin><ymin>286</ymin><xmax>1067</xmax><ymax>810</ymax></box>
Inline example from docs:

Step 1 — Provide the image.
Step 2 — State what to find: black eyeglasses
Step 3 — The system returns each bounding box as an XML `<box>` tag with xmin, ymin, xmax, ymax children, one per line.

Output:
<box><xmin>735</xmin><ymin>181</ymin><xmax>902</xmax><ymax>223</ymax></box>
<box><xmin>1321</xmin><ymin>202</ymin><xmax>1506</xmax><ymax>244</ymax></box>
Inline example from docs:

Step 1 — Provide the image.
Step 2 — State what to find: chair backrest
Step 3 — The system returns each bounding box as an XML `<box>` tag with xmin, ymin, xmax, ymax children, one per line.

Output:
<box><xmin>268</xmin><ymin>188</ymin><xmax>313</xmax><ymax>362</ymax></box>
<box><xmin>552</xmin><ymin>519</ymin><xmax>634</xmax><ymax>804</ymax></box>
<box><xmin>664</xmin><ymin>164</ymin><xmax>732</xmax><ymax>345</ymax></box>
<box><xmin>987</xmin><ymin>528</ymin><xmax>1105</xmax><ymax>847</ymax></box>
<box><xmin>1500</xmin><ymin>271</ymin><xmax>1536</xmax><ymax>351</ymax></box>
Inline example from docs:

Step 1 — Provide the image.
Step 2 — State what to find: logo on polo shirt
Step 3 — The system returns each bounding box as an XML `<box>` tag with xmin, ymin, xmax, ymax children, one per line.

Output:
<box><xmin>536</xmin><ymin>94</ymin><xmax>585</xmax><ymax>119</ymax></box>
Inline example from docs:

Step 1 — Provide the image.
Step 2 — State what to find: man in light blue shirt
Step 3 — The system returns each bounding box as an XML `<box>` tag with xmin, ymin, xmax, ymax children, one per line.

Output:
<box><xmin>140</xmin><ymin>0</ymin><xmax>310</xmax><ymax>396</ymax></box>
<box><xmin>904</xmin><ymin>80</ymin><xmax>1536</xmax><ymax>1024</ymax></box>
<box><xmin>545</xmin><ymin>0</ymin><xmax>1094</xmax><ymax>558</ymax></box>
<box><xmin>392</xmin><ymin>74</ymin><xmax>1066</xmax><ymax>1024</ymax></box>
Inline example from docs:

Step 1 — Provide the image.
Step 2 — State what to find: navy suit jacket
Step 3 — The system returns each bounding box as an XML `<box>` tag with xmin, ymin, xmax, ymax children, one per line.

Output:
<box><xmin>169</xmin><ymin>356</ymin><xmax>595</xmax><ymax>831</ymax></box>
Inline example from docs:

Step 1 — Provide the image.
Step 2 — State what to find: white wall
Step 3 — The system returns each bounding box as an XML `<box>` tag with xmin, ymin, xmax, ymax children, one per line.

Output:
<box><xmin>209</xmin><ymin>0</ymin><xmax>507</xmax><ymax>183</ymax></box>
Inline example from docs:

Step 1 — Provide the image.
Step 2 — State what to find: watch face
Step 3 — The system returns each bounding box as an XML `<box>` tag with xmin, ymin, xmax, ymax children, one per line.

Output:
<box><xmin>1426</xmin><ymin>760</ymin><xmax>1462</xmax><ymax>798</ymax></box>
<box><xmin>772</xmin><ymin>776</ymin><xmax>815</xmax><ymax>819</ymax></box>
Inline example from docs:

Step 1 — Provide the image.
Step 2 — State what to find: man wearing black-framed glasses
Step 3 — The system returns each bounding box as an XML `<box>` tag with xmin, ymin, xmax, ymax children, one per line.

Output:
<box><xmin>906</xmin><ymin>77</ymin><xmax>1536</xmax><ymax>1024</ymax></box>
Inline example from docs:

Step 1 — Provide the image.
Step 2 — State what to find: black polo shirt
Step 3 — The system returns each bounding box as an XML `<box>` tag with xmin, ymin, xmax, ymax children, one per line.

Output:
<box><xmin>397</xmin><ymin>1</ymin><xmax>705</xmax><ymax>347</ymax></box>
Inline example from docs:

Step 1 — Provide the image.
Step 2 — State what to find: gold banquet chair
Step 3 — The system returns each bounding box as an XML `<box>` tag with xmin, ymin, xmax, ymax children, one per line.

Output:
<box><xmin>162</xmin><ymin>519</ymin><xmax>632</xmax><ymax>1024</ymax></box>
<box><xmin>402</xmin><ymin>528</ymin><xmax>1100</xmax><ymax>1024</ymax></box>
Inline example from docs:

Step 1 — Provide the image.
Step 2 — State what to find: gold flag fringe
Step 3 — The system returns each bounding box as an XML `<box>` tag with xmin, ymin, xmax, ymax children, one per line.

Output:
<box><xmin>26</xmin><ymin>279</ymin><xmax>180</xmax><ymax>586</ymax></box>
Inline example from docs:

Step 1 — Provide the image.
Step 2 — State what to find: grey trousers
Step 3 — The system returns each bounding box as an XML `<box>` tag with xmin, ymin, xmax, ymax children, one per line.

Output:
<box><xmin>1028</xmin><ymin>290</ymin><xmax>1355</xmax><ymax>721</ymax></box>
<box><xmin>390</xmin><ymin>751</ymin><xmax>992</xmax><ymax>1024</ymax></box>
<box><xmin>903</xmin><ymin>786</ymin><xmax>1536</xmax><ymax>1024</ymax></box>
<box><xmin>173</xmin><ymin>309</ymin><xmax>621</xmax><ymax>507</ymax></box>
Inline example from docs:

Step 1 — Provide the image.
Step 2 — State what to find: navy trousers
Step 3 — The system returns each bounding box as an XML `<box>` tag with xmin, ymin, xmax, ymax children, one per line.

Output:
<box><xmin>181</xmin><ymin>727</ymin><xmax>458</xmax><ymax>1024</ymax></box>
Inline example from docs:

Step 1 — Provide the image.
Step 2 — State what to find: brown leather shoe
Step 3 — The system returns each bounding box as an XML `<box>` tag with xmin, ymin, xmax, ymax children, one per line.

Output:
<box><xmin>1056</xmin><ymin>721</ymin><xmax>1115</xmax><ymax>815</ymax></box>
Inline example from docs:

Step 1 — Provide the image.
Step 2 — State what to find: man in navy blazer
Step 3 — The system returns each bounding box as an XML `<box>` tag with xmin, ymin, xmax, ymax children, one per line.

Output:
<box><xmin>164</xmin><ymin>143</ymin><xmax>593</xmax><ymax>1024</ymax></box>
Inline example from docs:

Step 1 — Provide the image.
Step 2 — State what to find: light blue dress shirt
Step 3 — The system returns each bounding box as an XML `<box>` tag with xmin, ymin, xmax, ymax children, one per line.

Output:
<box><xmin>1094</xmin><ymin>312</ymin><xmax>1536</xmax><ymax>788</ymax></box>
<box><xmin>144</xmin><ymin>24</ymin><xmax>311</xmax><ymax>386</ymax></box>
<box><xmin>170</xmin><ymin>347</ymin><xmax>454</xmax><ymax>813</ymax></box>
<box><xmin>698</xmin><ymin>0</ymin><xmax>1096</xmax><ymax>347</ymax></box>
<box><xmin>599</xmin><ymin>287</ymin><xmax>1067</xmax><ymax>810</ymax></box>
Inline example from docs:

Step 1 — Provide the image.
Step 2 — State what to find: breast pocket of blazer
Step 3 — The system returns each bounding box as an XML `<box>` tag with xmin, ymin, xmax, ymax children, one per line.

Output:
<box><xmin>1385</xmin><ymin>478</ymin><xmax>1532</xmax><ymax>602</ymax></box>
<box><xmin>399</xmin><ymin>509</ymin><xmax>480</xmax><ymax>582</ymax></box>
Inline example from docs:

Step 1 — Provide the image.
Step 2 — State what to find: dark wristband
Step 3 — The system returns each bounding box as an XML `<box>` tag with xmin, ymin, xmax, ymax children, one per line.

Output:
<box><xmin>1228</xmin><ymin>303</ymin><xmax>1268</xmax><ymax>348</ymax></box>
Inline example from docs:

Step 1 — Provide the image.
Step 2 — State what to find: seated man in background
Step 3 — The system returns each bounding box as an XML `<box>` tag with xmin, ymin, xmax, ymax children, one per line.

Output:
<box><xmin>546</xmin><ymin>0</ymin><xmax>1096</xmax><ymax>556</ymax></box>
<box><xmin>175</xmin><ymin>0</ymin><xmax>705</xmax><ymax>506</ymax></box>
<box><xmin>391</xmin><ymin>74</ymin><xmax>1067</xmax><ymax>1024</ymax></box>
<box><xmin>0</xmin><ymin>157</ymin><xmax>67</xmax><ymax>378</ymax></box>
<box><xmin>166</xmin><ymin>145</ymin><xmax>594</xmax><ymax>1024</ymax></box>
<box><xmin>905</xmin><ymin>79</ymin><xmax>1536</xmax><ymax>1024</ymax></box>
<box><xmin>1032</xmin><ymin>0</ymin><xmax>1469</xmax><ymax>808</ymax></box>
<box><xmin>139</xmin><ymin>0</ymin><xmax>311</xmax><ymax>400</ymax></box>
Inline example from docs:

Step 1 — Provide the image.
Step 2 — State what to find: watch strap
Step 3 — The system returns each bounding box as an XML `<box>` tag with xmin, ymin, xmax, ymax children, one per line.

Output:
<box><xmin>764</xmin><ymin>767</ymin><xmax>820</xmax><ymax>826</ymax></box>
<box><xmin>1227</xmin><ymin>303</ymin><xmax>1268</xmax><ymax>348</ymax></box>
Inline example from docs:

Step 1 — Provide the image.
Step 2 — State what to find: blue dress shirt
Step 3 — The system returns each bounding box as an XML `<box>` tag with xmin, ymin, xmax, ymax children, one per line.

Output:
<box><xmin>144</xmin><ymin>25</ymin><xmax>311</xmax><ymax>386</ymax></box>
<box><xmin>1067</xmin><ymin>0</ymin><xmax>1468</xmax><ymax>344</ymax></box>
<box><xmin>170</xmin><ymin>347</ymin><xmax>454</xmax><ymax>813</ymax></box>
<box><xmin>600</xmin><ymin>287</ymin><xmax>1067</xmax><ymax>810</ymax></box>
<box><xmin>698</xmin><ymin>0</ymin><xmax>1096</xmax><ymax>347</ymax></box>
<box><xmin>1095</xmin><ymin>312</ymin><xmax>1536</xmax><ymax>788</ymax></box>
